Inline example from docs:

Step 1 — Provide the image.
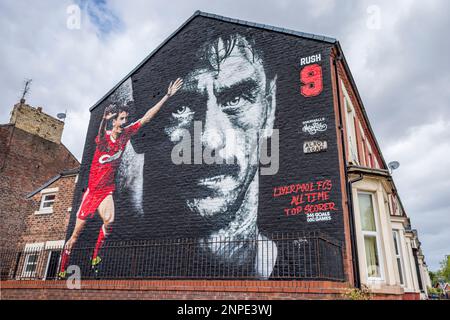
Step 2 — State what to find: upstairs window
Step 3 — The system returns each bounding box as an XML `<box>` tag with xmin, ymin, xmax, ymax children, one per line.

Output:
<box><xmin>36</xmin><ymin>187</ymin><xmax>58</xmax><ymax>215</ymax></box>
<box><xmin>342</xmin><ymin>84</ymin><xmax>359</xmax><ymax>164</ymax></box>
<box><xmin>40</xmin><ymin>193</ymin><xmax>56</xmax><ymax>210</ymax></box>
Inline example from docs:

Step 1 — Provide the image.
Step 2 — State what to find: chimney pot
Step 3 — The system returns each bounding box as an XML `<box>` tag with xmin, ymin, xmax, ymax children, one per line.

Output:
<box><xmin>37</xmin><ymin>107</ymin><xmax>42</xmax><ymax>112</ymax></box>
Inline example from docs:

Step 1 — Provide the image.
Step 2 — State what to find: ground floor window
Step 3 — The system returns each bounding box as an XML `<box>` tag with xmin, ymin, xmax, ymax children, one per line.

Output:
<box><xmin>358</xmin><ymin>192</ymin><xmax>383</xmax><ymax>280</ymax></box>
<box><xmin>22</xmin><ymin>252</ymin><xmax>39</xmax><ymax>278</ymax></box>
<box><xmin>393</xmin><ymin>230</ymin><xmax>405</xmax><ymax>285</ymax></box>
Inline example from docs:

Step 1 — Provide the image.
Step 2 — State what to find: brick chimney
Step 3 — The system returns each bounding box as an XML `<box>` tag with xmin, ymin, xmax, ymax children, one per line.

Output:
<box><xmin>9</xmin><ymin>102</ymin><xmax>64</xmax><ymax>144</ymax></box>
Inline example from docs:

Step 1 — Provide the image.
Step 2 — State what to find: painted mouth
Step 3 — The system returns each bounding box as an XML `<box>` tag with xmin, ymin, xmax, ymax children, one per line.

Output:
<box><xmin>199</xmin><ymin>174</ymin><xmax>226</xmax><ymax>184</ymax></box>
<box><xmin>197</xmin><ymin>174</ymin><xmax>239</xmax><ymax>192</ymax></box>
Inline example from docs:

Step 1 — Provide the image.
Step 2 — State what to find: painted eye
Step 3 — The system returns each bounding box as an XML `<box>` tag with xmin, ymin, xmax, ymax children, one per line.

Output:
<box><xmin>224</xmin><ymin>96</ymin><xmax>241</xmax><ymax>107</ymax></box>
<box><xmin>172</xmin><ymin>106</ymin><xmax>192</xmax><ymax>118</ymax></box>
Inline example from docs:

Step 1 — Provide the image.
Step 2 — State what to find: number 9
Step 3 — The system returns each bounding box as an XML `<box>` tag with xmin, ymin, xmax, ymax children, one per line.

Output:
<box><xmin>300</xmin><ymin>64</ymin><xmax>323</xmax><ymax>97</ymax></box>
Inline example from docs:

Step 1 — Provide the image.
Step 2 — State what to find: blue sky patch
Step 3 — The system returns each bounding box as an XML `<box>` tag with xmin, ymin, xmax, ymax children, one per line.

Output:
<box><xmin>75</xmin><ymin>0</ymin><xmax>123</xmax><ymax>36</ymax></box>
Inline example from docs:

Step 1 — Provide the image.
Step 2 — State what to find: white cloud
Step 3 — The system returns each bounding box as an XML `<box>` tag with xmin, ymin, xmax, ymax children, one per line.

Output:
<box><xmin>384</xmin><ymin>120</ymin><xmax>450</xmax><ymax>269</ymax></box>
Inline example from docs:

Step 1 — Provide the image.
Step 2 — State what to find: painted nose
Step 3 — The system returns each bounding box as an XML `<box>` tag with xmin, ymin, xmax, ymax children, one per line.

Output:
<box><xmin>202</xmin><ymin>100</ymin><xmax>226</xmax><ymax>152</ymax></box>
<box><xmin>202</xmin><ymin>127</ymin><xmax>225</xmax><ymax>152</ymax></box>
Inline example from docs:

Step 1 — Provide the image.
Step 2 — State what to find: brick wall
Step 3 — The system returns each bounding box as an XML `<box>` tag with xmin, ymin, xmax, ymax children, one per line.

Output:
<box><xmin>0</xmin><ymin>114</ymin><xmax>79</xmax><ymax>252</ymax></box>
<box><xmin>0</xmin><ymin>279</ymin><xmax>410</xmax><ymax>300</ymax></box>
<box><xmin>19</xmin><ymin>174</ymin><xmax>78</xmax><ymax>247</ymax></box>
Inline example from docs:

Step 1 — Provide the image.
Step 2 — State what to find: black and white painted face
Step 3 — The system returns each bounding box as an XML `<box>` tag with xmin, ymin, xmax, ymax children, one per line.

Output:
<box><xmin>164</xmin><ymin>35</ymin><xmax>276</xmax><ymax>223</ymax></box>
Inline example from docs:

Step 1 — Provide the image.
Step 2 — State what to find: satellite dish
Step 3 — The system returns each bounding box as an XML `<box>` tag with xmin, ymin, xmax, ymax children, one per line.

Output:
<box><xmin>388</xmin><ymin>161</ymin><xmax>400</xmax><ymax>172</ymax></box>
<box><xmin>57</xmin><ymin>113</ymin><xmax>67</xmax><ymax>121</ymax></box>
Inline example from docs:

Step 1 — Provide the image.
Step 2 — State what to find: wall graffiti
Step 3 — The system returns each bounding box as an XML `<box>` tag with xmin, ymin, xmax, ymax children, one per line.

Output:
<box><xmin>65</xmin><ymin>17</ymin><xmax>345</xmax><ymax>280</ymax></box>
<box><xmin>303</xmin><ymin>140</ymin><xmax>328</xmax><ymax>154</ymax></box>
<box><xmin>273</xmin><ymin>180</ymin><xmax>338</xmax><ymax>223</ymax></box>
<box><xmin>59</xmin><ymin>78</ymin><xmax>184</xmax><ymax>278</ymax></box>
<box><xmin>302</xmin><ymin>117</ymin><xmax>328</xmax><ymax>135</ymax></box>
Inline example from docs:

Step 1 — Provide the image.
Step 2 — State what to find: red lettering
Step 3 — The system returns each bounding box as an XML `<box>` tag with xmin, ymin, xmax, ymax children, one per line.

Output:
<box><xmin>304</xmin><ymin>202</ymin><xmax>337</xmax><ymax>214</ymax></box>
<box><xmin>290</xmin><ymin>195</ymin><xmax>305</xmax><ymax>206</ymax></box>
<box><xmin>285</xmin><ymin>206</ymin><xmax>303</xmax><ymax>216</ymax></box>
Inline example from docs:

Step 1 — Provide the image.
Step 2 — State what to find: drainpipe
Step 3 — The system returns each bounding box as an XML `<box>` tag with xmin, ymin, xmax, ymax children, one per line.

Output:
<box><xmin>333</xmin><ymin>51</ymin><xmax>361</xmax><ymax>289</ymax></box>
<box><xmin>348</xmin><ymin>173</ymin><xmax>363</xmax><ymax>289</ymax></box>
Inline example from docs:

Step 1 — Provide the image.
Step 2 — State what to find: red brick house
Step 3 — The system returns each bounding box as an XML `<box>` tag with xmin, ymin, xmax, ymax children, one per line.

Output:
<box><xmin>5</xmin><ymin>169</ymin><xmax>80</xmax><ymax>280</ymax></box>
<box><xmin>0</xmin><ymin>101</ymin><xmax>79</xmax><ymax>254</ymax></box>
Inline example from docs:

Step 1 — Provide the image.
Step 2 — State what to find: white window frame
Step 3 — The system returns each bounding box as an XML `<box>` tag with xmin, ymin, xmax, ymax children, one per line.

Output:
<box><xmin>393</xmin><ymin>229</ymin><xmax>406</xmax><ymax>286</ymax></box>
<box><xmin>358</xmin><ymin>191</ymin><xmax>384</xmax><ymax>282</ymax></box>
<box><xmin>366</xmin><ymin>143</ymin><xmax>373</xmax><ymax>168</ymax></box>
<box><xmin>342</xmin><ymin>82</ymin><xmax>359</xmax><ymax>164</ymax></box>
<box><xmin>359</xmin><ymin>123</ymin><xmax>367</xmax><ymax>167</ymax></box>
<box><xmin>36</xmin><ymin>187</ymin><xmax>58</xmax><ymax>215</ymax></box>
<box><xmin>21</xmin><ymin>243</ymin><xmax>44</xmax><ymax>278</ymax></box>
<box><xmin>22</xmin><ymin>253</ymin><xmax>39</xmax><ymax>278</ymax></box>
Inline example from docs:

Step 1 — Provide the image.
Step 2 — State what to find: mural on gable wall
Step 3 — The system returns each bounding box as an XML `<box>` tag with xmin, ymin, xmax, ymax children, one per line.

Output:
<box><xmin>63</xmin><ymin>20</ymin><xmax>345</xmax><ymax>280</ymax></box>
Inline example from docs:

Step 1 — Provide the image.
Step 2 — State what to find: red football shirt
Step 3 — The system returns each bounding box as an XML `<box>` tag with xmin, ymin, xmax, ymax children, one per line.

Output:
<box><xmin>88</xmin><ymin>121</ymin><xmax>141</xmax><ymax>191</ymax></box>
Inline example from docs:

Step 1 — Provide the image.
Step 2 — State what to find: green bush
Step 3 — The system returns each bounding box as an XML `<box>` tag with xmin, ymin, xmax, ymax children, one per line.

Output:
<box><xmin>342</xmin><ymin>284</ymin><xmax>373</xmax><ymax>300</ymax></box>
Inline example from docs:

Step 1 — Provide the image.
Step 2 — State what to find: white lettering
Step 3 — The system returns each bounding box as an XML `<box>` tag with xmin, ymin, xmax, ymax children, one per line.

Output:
<box><xmin>300</xmin><ymin>53</ymin><xmax>322</xmax><ymax>66</ymax></box>
<box><xmin>99</xmin><ymin>150</ymin><xmax>123</xmax><ymax>164</ymax></box>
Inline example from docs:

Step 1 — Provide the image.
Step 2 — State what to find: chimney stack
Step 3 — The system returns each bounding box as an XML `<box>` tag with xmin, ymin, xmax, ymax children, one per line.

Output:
<box><xmin>9</xmin><ymin>103</ymin><xmax>64</xmax><ymax>144</ymax></box>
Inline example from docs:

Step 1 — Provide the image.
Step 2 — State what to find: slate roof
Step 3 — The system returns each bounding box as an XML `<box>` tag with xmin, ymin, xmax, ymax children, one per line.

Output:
<box><xmin>26</xmin><ymin>168</ymin><xmax>80</xmax><ymax>199</ymax></box>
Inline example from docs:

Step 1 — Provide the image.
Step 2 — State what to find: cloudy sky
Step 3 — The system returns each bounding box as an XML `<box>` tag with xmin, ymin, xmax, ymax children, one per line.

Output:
<box><xmin>0</xmin><ymin>0</ymin><xmax>448</xmax><ymax>271</ymax></box>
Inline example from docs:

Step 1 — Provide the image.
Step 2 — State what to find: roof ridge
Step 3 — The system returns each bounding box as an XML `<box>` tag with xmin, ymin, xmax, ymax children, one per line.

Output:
<box><xmin>25</xmin><ymin>167</ymin><xmax>80</xmax><ymax>199</ymax></box>
<box><xmin>89</xmin><ymin>10</ymin><xmax>337</xmax><ymax>112</ymax></box>
<box><xmin>195</xmin><ymin>10</ymin><xmax>336</xmax><ymax>43</ymax></box>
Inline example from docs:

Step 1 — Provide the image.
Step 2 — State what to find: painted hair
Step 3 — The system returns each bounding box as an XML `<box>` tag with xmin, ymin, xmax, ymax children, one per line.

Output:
<box><xmin>109</xmin><ymin>101</ymin><xmax>134</xmax><ymax>121</ymax></box>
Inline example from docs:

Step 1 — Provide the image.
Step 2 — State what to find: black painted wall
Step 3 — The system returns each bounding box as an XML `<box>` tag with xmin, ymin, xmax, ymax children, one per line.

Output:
<box><xmin>67</xmin><ymin>15</ymin><xmax>344</xmax><ymax>280</ymax></box>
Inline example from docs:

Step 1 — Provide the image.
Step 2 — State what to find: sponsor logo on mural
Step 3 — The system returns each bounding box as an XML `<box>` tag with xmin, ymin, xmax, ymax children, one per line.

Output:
<box><xmin>98</xmin><ymin>150</ymin><xmax>123</xmax><ymax>164</ymax></box>
<box><xmin>303</xmin><ymin>140</ymin><xmax>328</xmax><ymax>154</ymax></box>
<box><xmin>302</xmin><ymin>117</ymin><xmax>327</xmax><ymax>135</ymax></box>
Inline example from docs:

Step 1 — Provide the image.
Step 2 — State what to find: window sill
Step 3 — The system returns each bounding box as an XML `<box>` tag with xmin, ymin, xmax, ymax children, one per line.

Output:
<box><xmin>367</xmin><ymin>277</ymin><xmax>385</xmax><ymax>284</ymax></box>
<box><xmin>34</xmin><ymin>210</ymin><xmax>53</xmax><ymax>215</ymax></box>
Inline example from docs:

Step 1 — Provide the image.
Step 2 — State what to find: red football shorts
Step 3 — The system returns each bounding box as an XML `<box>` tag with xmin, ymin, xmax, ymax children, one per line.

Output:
<box><xmin>76</xmin><ymin>187</ymin><xmax>114</xmax><ymax>221</ymax></box>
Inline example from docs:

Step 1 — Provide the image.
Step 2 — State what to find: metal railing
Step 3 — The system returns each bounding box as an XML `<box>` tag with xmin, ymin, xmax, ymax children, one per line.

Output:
<box><xmin>0</xmin><ymin>232</ymin><xmax>344</xmax><ymax>281</ymax></box>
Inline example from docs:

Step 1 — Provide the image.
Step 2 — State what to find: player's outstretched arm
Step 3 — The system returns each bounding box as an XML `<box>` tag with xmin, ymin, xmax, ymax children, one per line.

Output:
<box><xmin>139</xmin><ymin>78</ymin><xmax>183</xmax><ymax>126</ymax></box>
<box><xmin>98</xmin><ymin>105</ymin><xmax>116</xmax><ymax>138</ymax></box>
